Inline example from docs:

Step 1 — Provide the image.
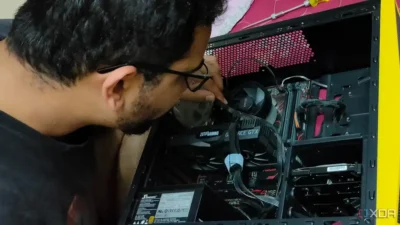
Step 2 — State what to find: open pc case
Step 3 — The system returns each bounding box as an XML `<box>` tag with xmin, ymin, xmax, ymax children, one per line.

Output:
<box><xmin>119</xmin><ymin>1</ymin><xmax>400</xmax><ymax>225</ymax></box>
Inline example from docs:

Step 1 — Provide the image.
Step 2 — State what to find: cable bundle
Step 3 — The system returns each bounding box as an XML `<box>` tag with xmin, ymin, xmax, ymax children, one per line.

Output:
<box><xmin>216</xmin><ymin>100</ymin><xmax>284</xmax><ymax>210</ymax></box>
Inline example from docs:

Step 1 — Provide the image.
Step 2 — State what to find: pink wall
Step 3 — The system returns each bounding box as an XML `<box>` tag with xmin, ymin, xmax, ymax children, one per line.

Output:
<box><xmin>231</xmin><ymin>0</ymin><xmax>365</xmax><ymax>33</ymax></box>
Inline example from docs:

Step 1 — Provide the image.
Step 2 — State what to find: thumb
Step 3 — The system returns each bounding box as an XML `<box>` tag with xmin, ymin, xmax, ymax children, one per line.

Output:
<box><xmin>180</xmin><ymin>89</ymin><xmax>216</xmax><ymax>102</ymax></box>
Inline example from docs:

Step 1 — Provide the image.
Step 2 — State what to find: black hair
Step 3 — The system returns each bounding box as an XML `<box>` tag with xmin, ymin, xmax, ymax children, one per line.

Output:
<box><xmin>6</xmin><ymin>0</ymin><xmax>226</xmax><ymax>86</ymax></box>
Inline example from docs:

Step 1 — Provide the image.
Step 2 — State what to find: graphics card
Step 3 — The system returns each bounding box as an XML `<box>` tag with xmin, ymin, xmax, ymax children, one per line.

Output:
<box><xmin>167</xmin><ymin>118</ymin><xmax>278</xmax><ymax>171</ymax></box>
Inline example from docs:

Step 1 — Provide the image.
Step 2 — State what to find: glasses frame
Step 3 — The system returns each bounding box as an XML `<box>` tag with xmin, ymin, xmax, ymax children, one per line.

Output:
<box><xmin>97</xmin><ymin>59</ymin><xmax>212</xmax><ymax>92</ymax></box>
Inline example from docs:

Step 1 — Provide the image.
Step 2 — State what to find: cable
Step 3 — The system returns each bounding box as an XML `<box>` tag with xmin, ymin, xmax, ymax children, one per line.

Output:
<box><xmin>242</xmin><ymin>1</ymin><xmax>311</xmax><ymax>30</ymax></box>
<box><xmin>234</xmin><ymin>169</ymin><xmax>280</xmax><ymax>207</ymax></box>
<box><xmin>235</xmin><ymin>207</ymin><xmax>252</xmax><ymax>220</ymax></box>
<box><xmin>217</xmin><ymin>99</ymin><xmax>283</xmax><ymax>208</ymax></box>
<box><xmin>281</xmin><ymin>75</ymin><xmax>328</xmax><ymax>89</ymax></box>
<box><xmin>226</xmin><ymin>58</ymin><xmax>279</xmax><ymax>89</ymax></box>
<box><xmin>216</xmin><ymin>99</ymin><xmax>285</xmax><ymax>201</ymax></box>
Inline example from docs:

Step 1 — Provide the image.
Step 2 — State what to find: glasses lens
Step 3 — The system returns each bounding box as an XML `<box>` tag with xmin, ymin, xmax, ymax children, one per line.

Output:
<box><xmin>186</xmin><ymin>77</ymin><xmax>206</xmax><ymax>91</ymax></box>
<box><xmin>186</xmin><ymin>64</ymin><xmax>209</xmax><ymax>91</ymax></box>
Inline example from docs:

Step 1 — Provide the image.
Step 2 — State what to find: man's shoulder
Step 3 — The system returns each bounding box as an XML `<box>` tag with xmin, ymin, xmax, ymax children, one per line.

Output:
<box><xmin>0</xmin><ymin>167</ymin><xmax>42</xmax><ymax>225</ymax></box>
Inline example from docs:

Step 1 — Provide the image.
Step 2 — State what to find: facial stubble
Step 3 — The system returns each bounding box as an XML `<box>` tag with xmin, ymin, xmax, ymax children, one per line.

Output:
<box><xmin>117</xmin><ymin>89</ymin><xmax>158</xmax><ymax>135</ymax></box>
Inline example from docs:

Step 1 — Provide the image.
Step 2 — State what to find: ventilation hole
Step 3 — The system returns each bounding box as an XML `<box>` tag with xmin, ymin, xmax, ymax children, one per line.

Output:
<box><xmin>342</xmin><ymin>85</ymin><xmax>351</xmax><ymax>90</ymax></box>
<box><xmin>217</xmin><ymin>30</ymin><xmax>313</xmax><ymax>76</ymax></box>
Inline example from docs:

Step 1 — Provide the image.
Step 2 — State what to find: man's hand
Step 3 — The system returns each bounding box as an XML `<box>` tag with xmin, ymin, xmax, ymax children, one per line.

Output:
<box><xmin>180</xmin><ymin>55</ymin><xmax>227</xmax><ymax>103</ymax></box>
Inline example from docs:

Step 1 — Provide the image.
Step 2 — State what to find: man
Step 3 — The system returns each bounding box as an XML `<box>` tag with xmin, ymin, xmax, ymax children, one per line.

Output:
<box><xmin>0</xmin><ymin>0</ymin><xmax>227</xmax><ymax>225</ymax></box>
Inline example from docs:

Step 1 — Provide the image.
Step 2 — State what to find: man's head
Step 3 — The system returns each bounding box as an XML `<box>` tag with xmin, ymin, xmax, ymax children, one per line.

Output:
<box><xmin>5</xmin><ymin>0</ymin><xmax>226</xmax><ymax>135</ymax></box>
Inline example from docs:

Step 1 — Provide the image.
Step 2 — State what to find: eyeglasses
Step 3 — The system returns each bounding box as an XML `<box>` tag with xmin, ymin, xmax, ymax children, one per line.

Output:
<box><xmin>97</xmin><ymin>59</ymin><xmax>212</xmax><ymax>92</ymax></box>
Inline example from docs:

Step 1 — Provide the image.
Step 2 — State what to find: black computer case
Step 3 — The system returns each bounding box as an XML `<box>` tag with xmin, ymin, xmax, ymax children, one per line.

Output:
<box><xmin>120</xmin><ymin>1</ymin><xmax>380</xmax><ymax>225</ymax></box>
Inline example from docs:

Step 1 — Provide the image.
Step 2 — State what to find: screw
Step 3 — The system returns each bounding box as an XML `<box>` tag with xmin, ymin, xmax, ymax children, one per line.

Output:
<box><xmin>346</xmin><ymin>117</ymin><xmax>351</xmax><ymax>122</ymax></box>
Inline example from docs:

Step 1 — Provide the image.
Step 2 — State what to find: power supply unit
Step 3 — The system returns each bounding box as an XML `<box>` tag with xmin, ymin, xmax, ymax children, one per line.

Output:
<box><xmin>129</xmin><ymin>184</ymin><xmax>247</xmax><ymax>224</ymax></box>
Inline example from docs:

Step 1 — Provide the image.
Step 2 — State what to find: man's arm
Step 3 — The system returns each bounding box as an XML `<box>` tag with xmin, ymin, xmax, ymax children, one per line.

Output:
<box><xmin>92</xmin><ymin>128</ymin><xmax>150</xmax><ymax>224</ymax></box>
<box><xmin>117</xmin><ymin>130</ymin><xmax>150</xmax><ymax>212</ymax></box>
<box><xmin>92</xmin><ymin>128</ymin><xmax>124</xmax><ymax>224</ymax></box>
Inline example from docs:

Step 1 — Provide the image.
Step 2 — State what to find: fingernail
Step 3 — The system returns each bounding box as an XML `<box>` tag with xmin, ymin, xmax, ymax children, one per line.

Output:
<box><xmin>206</xmin><ymin>95</ymin><xmax>215</xmax><ymax>102</ymax></box>
<box><xmin>223</xmin><ymin>98</ymin><xmax>228</xmax><ymax>104</ymax></box>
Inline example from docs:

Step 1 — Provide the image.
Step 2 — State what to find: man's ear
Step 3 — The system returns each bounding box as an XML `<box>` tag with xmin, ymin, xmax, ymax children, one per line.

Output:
<box><xmin>101</xmin><ymin>66</ymin><xmax>138</xmax><ymax>111</ymax></box>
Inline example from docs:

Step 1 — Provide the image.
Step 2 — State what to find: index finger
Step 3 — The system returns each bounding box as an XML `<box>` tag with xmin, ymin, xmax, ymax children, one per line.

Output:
<box><xmin>212</xmin><ymin>66</ymin><xmax>224</xmax><ymax>91</ymax></box>
<box><xmin>205</xmin><ymin>55</ymin><xmax>224</xmax><ymax>90</ymax></box>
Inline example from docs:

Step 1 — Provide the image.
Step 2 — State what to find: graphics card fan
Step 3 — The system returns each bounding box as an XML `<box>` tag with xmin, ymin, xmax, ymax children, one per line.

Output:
<box><xmin>191</xmin><ymin>156</ymin><xmax>224</xmax><ymax>172</ymax></box>
<box><xmin>242</xmin><ymin>150</ymin><xmax>275</xmax><ymax>168</ymax></box>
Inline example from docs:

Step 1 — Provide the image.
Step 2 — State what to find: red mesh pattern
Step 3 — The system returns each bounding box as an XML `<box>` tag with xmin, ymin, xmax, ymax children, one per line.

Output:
<box><xmin>207</xmin><ymin>30</ymin><xmax>314</xmax><ymax>77</ymax></box>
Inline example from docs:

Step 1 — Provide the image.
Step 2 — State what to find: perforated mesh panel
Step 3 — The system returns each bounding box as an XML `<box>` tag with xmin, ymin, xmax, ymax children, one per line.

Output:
<box><xmin>207</xmin><ymin>30</ymin><xmax>314</xmax><ymax>77</ymax></box>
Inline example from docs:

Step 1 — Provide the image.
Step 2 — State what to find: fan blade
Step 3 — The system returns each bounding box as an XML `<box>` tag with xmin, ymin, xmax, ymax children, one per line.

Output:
<box><xmin>209</xmin><ymin>157</ymin><xmax>223</xmax><ymax>164</ymax></box>
<box><xmin>192</xmin><ymin>164</ymin><xmax>202</xmax><ymax>170</ymax></box>
<box><xmin>255</xmin><ymin>88</ymin><xmax>265</xmax><ymax>105</ymax></box>
<box><xmin>205</xmin><ymin>164</ymin><xmax>218</xmax><ymax>170</ymax></box>
<box><xmin>255</xmin><ymin>152</ymin><xmax>268</xmax><ymax>157</ymax></box>
<box><xmin>192</xmin><ymin>163</ymin><xmax>218</xmax><ymax>171</ymax></box>
<box><xmin>233</xmin><ymin>91</ymin><xmax>247</xmax><ymax>99</ymax></box>
<box><xmin>243</xmin><ymin>88</ymin><xmax>257</xmax><ymax>100</ymax></box>
<box><xmin>255</xmin><ymin>100</ymin><xmax>265</xmax><ymax>109</ymax></box>
<box><xmin>209</xmin><ymin>161</ymin><xmax>223</xmax><ymax>165</ymax></box>
<box><xmin>253</xmin><ymin>157</ymin><xmax>270</xmax><ymax>162</ymax></box>
<box><xmin>232</xmin><ymin>97</ymin><xmax>245</xmax><ymax>102</ymax></box>
<box><xmin>243</xmin><ymin>87</ymin><xmax>265</xmax><ymax>105</ymax></box>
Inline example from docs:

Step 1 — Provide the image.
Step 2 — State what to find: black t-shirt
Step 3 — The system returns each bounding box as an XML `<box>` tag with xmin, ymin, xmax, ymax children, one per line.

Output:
<box><xmin>0</xmin><ymin>111</ymin><xmax>97</xmax><ymax>225</ymax></box>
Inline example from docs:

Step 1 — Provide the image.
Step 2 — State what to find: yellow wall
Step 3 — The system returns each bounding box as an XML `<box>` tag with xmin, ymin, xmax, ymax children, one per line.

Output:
<box><xmin>0</xmin><ymin>1</ymin><xmax>24</xmax><ymax>19</ymax></box>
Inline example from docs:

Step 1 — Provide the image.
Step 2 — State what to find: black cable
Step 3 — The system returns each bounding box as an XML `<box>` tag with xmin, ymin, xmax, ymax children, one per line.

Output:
<box><xmin>216</xmin><ymin>99</ymin><xmax>284</xmax><ymax>207</ymax></box>
<box><xmin>228</xmin><ymin>120</ymin><xmax>240</xmax><ymax>154</ymax></box>
<box><xmin>215</xmin><ymin>99</ymin><xmax>285</xmax><ymax>196</ymax></box>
